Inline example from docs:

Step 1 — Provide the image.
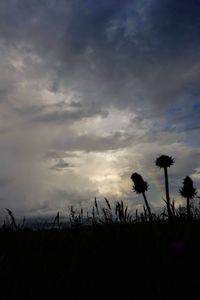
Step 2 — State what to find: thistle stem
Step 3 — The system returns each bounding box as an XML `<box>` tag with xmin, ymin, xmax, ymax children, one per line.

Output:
<box><xmin>142</xmin><ymin>192</ymin><xmax>152</xmax><ymax>222</ymax></box>
<box><xmin>187</xmin><ymin>197</ymin><xmax>191</xmax><ymax>222</ymax></box>
<box><xmin>164</xmin><ymin>167</ymin><xmax>172</xmax><ymax>220</ymax></box>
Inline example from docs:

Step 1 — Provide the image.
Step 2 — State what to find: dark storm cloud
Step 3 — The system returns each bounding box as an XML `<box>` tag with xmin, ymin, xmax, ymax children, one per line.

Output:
<box><xmin>149</xmin><ymin>0</ymin><xmax>200</xmax><ymax>50</ymax></box>
<box><xmin>1</xmin><ymin>0</ymin><xmax>200</xmax><ymax>116</ymax></box>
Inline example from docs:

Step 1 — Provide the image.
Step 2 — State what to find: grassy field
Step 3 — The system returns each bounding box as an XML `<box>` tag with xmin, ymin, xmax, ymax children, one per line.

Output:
<box><xmin>0</xmin><ymin>220</ymin><xmax>200</xmax><ymax>300</ymax></box>
<box><xmin>1</xmin><ymin>159</ymin><xmax>199</xmax><ymax>300</ymax></box>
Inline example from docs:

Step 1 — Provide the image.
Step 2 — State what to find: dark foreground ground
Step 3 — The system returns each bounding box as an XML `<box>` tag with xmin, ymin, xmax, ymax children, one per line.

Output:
<box><xmin>0</xmin><ymin>221</ymin><xmax>199</xmax><ymax>300</ymax></box>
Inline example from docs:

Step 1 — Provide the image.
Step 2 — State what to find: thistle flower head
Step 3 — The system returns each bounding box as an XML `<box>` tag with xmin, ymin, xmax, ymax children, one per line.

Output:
<box><xmin>180</xmin><ymin>176</ymin><xmax>197</xmax><ymax>199</ymax></box>
<box><xmin>155</xmin><ymin>155</ymin><xmax>174</xmax><ymax>168</ymax></box>
<box><xmin>131</xmin><ymin>172</ymin><xmax>148</xmax><ymax>194</ymax></box>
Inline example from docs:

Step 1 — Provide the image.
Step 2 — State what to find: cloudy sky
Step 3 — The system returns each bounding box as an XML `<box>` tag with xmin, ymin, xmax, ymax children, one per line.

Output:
<box><xmin>0</xmin><ymin>0</ymin><xmax>200</xmax><ymax>219</ymax></box>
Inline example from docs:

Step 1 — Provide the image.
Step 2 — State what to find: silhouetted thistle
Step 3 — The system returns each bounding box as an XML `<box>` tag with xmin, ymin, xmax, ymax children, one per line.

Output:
<box><xmin>180</xmin><ymin>176</ymin><xmax>197</xmax><ymax>221</ymax></box>
<box><xmin>155</xmin><ymin>155</ymin><xmax>174</xmax><ymax>220</ymax></box>
<box><xmin>155</xmin><ymin>155</ymin><xmax>174</xmax><ymax>169</ymax></box>
<box><xmin>131</xmin><ymin>172</ymin><xmax>152</xmax><ymax>221</ymax></box>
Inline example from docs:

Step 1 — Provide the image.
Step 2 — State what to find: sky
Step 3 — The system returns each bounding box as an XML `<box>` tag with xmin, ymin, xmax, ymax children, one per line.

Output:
<box><xmin>0</xmin><ymin>0</ymin><xmax>200</xmax><ymax>219</ymax></box>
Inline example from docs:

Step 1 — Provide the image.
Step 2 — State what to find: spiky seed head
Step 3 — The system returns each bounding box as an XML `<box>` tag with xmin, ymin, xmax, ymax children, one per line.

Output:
<box><xmin>155</xmin><ymin>155</ymin><xmax>174</xmax><ymax>168</ymax></box>
<box><xmin>180</xmin><ymin>176</ymin><xmax>197</xmax><ymax>199</ymax></box>
<box><xmin>131</xmin><ymin>172</ymin><xmax>149</xmax><ymax>194</ymax></box>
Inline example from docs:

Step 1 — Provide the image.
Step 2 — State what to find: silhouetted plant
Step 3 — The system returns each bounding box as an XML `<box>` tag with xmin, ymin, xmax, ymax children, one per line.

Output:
<box><xmin>91</xmin><ymin>198</ymin><xmax>133</xmax><ymax>224</ymax></box>
<box><xmin>69</xmin><ymin>206</ymin><xmax>83</xmax><ymax>228</ymax></box>
<box><xmin>6</xmin><ymin>209</ymin><xmax>17</xmax><ymax>230</ymax></box>
<box><xmin>101</xmin><ymin>208</ymin><xmax>113</xmax><ymax>224</ymax></box>
<box><xmin>90</xmin><ymin>197</ymin><xmax>100</xmax><ymax>224</ymax></box>
<box><xmin>131</xmin><ymin>172</ymin><xmax>152</xmax><ymax>221</ymax></box>
<box><xmin>155</xmin><ymin>155</ymin><xmax>174</xmax><ymax>220</ymax></box>
<box><xmin>171</xmin><ymin>199</ymin><xmax>176</xmax><ymax>218</ymax></box>
<box><xmin>180</xmin><ymin>176</ymin><xmax>197</xmax><ymax>221</ymax></box>
<box><xmin>101</xmin><ymin>198</ymin><xmax>114</xmax><ymax>224</ymax></box>
<box><xmin>94</xmin><ymin>197</ymin><xmax>99</xmax><ymax>215</ymax></box>
<box><xmin>135</xmin><ymin>209</ymin><xmax>138</xmax><ymax>222</ymax></box>
<box><xmin>52</xmin><ymin>212</ymin><xmax>60</xmax><ymax>229</ymax></box>
<box><xmin>20</xmin><ymin>217</ymin><xmax>26</xmax><ymax>229</ymax></box>
<box><xmin>115</xmin><ymin>200</ymin><xmax>132</xmax><ymax>223</ymax></box>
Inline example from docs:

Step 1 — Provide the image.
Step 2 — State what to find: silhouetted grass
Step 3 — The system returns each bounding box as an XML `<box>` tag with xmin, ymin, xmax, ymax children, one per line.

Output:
<box><xmin>1</xmin><ymin>205</ymin><xmax>200</xmax><ymax>299</ymax></box>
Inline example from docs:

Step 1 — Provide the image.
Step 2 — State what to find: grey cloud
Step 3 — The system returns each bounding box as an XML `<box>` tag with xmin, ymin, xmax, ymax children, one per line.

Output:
<box><xmin>51</xmin><ymin>188</ymin><xmax>98</xmax><ymax>208</ymax></box>
<box><xmin>13</xmin><ymin>100</ymin><xmax>108</xmax><ymax>124</ymax></box>
<box><xmin>55</xmin><ymin>131</ymin><xmax>134</xmax><ymax>152</ymax></box>
<box><xmin>33</xmin><ymin>106</ymin><xmax>108</xmax><ymax>123</ymax></box>
<box><xmin>0</xmin><ymin>177</ymin><xmax>13</xmax><ymax>188</ymax></box>
<box><xmin>50</xmin><ymin>158</ymin><xmax>72</xmax><ymax>171</ymax></box>
<box><xmin>45</xmin><ymin>150</ymin><xmax>80</xmax><ymax>160</ymax></box>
